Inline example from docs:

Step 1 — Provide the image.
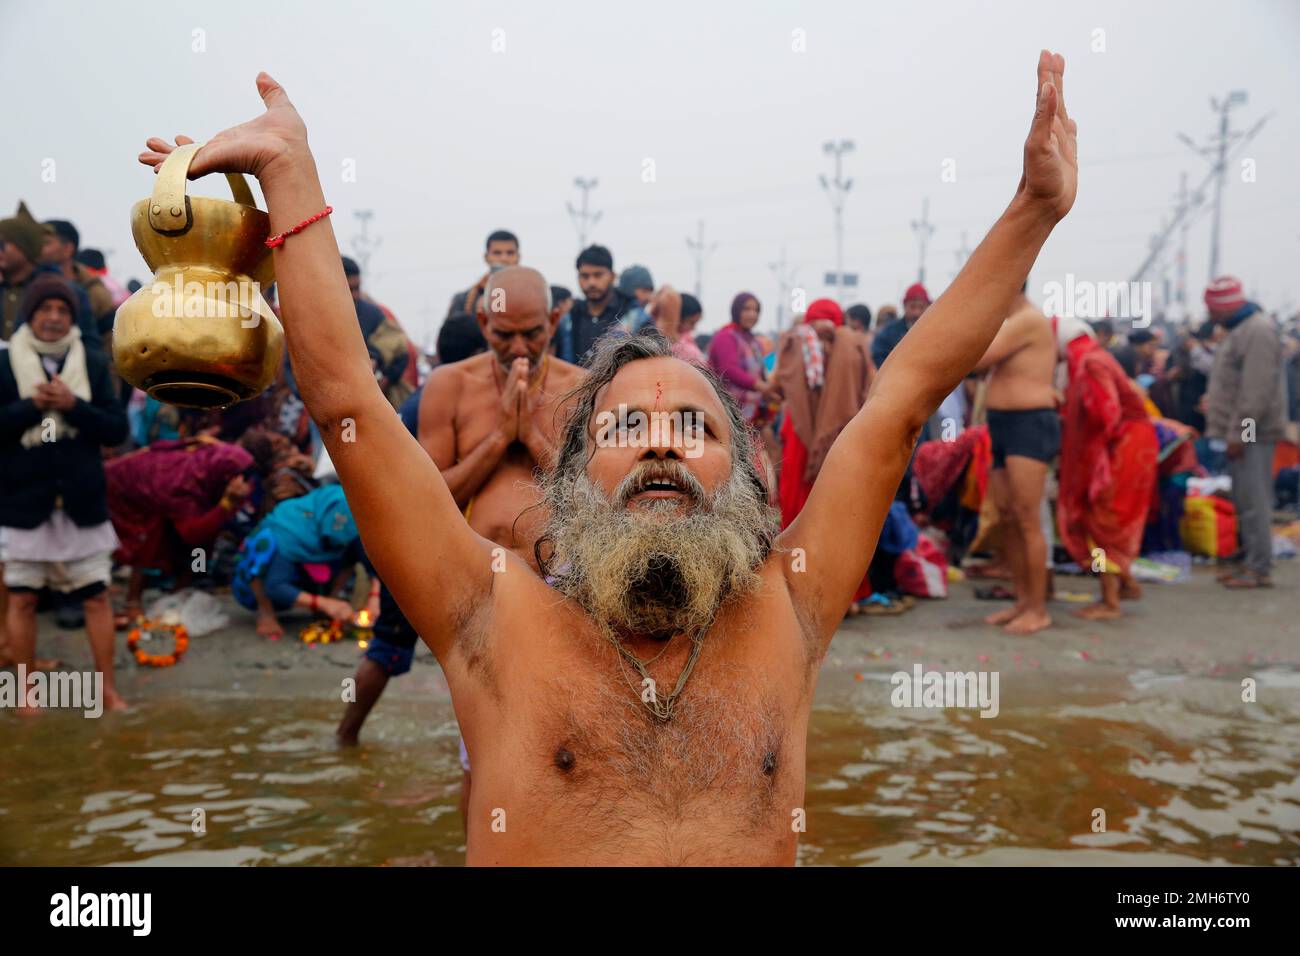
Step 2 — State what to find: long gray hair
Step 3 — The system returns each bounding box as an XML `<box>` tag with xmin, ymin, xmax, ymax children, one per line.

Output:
<box><xmin>534</xmin><ymin>332</ymin><xmax>775</xmax><ymax>577</ymax></box>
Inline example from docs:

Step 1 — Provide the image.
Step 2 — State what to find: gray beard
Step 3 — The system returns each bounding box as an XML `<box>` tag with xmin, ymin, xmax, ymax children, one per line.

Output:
<box><xmin>543</xmin><ymin>464</ymin><xmax>776</xmax><ymax>639</ymax></box>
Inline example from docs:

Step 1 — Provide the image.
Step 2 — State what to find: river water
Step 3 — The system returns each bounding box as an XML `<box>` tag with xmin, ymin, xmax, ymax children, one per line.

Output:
<box><xmin>4</xmin><ymin>665</ymin><xmax>1297</xmax><ymax>866</ymax></box>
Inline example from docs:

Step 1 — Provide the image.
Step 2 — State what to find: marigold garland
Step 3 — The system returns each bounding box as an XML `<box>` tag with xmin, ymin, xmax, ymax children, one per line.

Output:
<box><xmin>127</xmin><ymin>620</ymin><xmax>190</xmax><ymax>667</ymax></box>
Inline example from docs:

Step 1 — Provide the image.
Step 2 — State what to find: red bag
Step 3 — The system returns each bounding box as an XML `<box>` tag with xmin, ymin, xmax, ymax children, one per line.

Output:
<box><xmin>1179</xmin><ymin>495</ymin><xmax>1237</xmax><ymax>558</ymax></box>
<box><xmin>895</xmin><ymin>536</ymin><xmax>949</xmax><ymax>598</ymax></box>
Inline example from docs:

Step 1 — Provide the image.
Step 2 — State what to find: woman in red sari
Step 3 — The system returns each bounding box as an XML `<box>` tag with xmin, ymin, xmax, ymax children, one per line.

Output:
<box><xmin>1055</xmin><ymin>318</ymin><xmax>1159</xmax><ymax>619</ymax></box>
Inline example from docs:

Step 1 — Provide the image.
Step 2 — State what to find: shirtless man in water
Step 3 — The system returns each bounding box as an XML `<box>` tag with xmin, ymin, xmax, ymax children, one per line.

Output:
<box><xmin>419</xmin><ymin>268</ymin><xmax>584</xmax><ymax>561</ymax></box>
<box><xmin>972</xmin><ymin>284</ymin><xmax>1061</xmax><ymax>635</ymax></box>
<box><xmin>417</xmin><ymin>267</ymin><xmax>583</xmax><ymax>813</ymax></box>
<box><xmin>140</xmin><ymin>49</ymin><xmax>1077</xmax><ymax>864</ymax></box>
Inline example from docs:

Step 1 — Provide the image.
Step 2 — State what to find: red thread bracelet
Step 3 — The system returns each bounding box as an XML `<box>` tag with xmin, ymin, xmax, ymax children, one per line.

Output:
<box><xmin>265</xmin><ymin>205</ymin><xmax>333</xmax><ymax>248</ymax></box>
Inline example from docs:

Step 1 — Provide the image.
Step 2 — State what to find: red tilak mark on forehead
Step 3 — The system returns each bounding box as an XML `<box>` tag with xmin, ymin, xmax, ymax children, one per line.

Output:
<box><xmin>654</xmin><ymin>381</ymin><xmax>663</xmax><ymax>411</ymax></box>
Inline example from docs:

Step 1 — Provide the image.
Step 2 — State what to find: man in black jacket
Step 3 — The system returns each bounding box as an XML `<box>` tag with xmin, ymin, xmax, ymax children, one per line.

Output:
<box><xmin>0</xmin><ymin>275</ymin><xmax>128</xmax><ymax>711</ymax></box>
<box><xmin>564</xmin><ymin>244</ymin><xmax>632</xmax><ymax>366</ymax></box>
<box><xmin>0</xmin><ymin>202</ymin><xmax>102</xmax><ymax>350</ymax></box>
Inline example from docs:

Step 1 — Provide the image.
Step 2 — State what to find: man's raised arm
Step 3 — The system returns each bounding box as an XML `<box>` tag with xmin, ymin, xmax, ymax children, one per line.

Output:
<box><xmin>138</xmin><ymin>74</ymin><xmax>492</xmax><ymax>658</ymax></box>
<box><xmin>780</xmin><ymin>51</ymin><xmax>1078</xmax><ymax>640</ymax></box>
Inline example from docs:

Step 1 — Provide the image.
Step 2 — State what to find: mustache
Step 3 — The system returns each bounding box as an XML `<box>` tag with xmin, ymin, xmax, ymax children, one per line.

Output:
<box><xmin>613</xmin><ymin>460</ymin><xmax>707</xmax><ymax>508</ymax></box>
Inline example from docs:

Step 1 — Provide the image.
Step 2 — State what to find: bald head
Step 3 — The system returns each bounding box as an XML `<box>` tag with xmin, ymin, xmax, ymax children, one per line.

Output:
<box><xmin>485</xmin><ymin>266</ymin><xmax>550</xmax><ymax>317</ymax></box>
<box><xmin>479</xmin><ymin>265</ymin><xmax>558</xmax><ymax>371</ymax></box>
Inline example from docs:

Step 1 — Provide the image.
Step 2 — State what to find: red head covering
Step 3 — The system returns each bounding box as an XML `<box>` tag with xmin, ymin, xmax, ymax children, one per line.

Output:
<box><xmin>805</xmin><ymin>298</ymin><xmax>843</xmax><ymax>326</ymax></box>
<box><xmin>903</xmin><ymin>282</ymin><xmax>931</xmax><ymax>305</ymax></box>
<box><xmin>1204</xmin><ymin>276</ymin><xmax>1245</xmax><ymax>316</ymax></box>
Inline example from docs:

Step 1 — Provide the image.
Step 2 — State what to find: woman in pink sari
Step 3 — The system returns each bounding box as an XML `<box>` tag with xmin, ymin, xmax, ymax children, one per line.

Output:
<box><xmin>708</xmin><ymin>292</ymin><xmax>772</xmax><ymax>423</ymax></box>
<box><xmin>707</xmin><ymin>292</ymin><xmax>779</xmax><ymax>495</ymax></box>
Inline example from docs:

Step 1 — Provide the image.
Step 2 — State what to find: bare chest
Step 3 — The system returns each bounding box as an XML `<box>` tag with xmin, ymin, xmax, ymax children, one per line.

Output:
<box><xmin>461</xmin><ymin>590</ymin><xmax>815</xmax><ymax>864</ymax></box>
<box><xmin>452</xmin><ymin>377</ymin><xmax>563</xmax><ymax>461</ymax></box>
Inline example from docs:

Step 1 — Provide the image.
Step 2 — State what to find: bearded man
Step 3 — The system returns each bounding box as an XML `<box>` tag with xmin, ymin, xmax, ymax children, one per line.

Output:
<box><xmin>139</xmin><ymin>49</ymin><xmax>1078</xmax><ymax>864</ymax></box>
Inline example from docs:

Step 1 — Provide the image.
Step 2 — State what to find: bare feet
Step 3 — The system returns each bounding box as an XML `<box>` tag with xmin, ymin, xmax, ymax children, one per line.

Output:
<box><xmin>1221</xmin><ymin>573</ymin><xmax>1273</xmax><ymax>589</ymax></box>
<box><xmin>1003</xmin><ymin>608</ymin><xmax>1052</xmax><ymax>634</ymax></box>
<box><xmin>103</xmin><ymin>688</ymin><xmax>130</xmax><ymax>711</ymax></box>
<box><xmin>256</xmin><ymin>613</ymin><xmax>284</xmax><ymax>640</ymax></box>
<box><xmin>984</xmin><ymin>605</ymin><xmax>1024</xmax><ymax>626</ymax></box>
<box><xmin>114</xmin><ymin>604</ymin><xmax>144</xmax><ymax>630</ymax></box>
<box><xmin>0</xmin><ymin>656</ymin><xmax>59</xmax><ymax>670</ymax></box>
<box><xmin>1118</xmin><ymin>578</ymin><xmax>1142</xmax><ymax>600</ymax></box>
<box><xmin>1073</xmin><ymin>602</ymin><xmax>1122</xmax><ymax>620</ymax></box>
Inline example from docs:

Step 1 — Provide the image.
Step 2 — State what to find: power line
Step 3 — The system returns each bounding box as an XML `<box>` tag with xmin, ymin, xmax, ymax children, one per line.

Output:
<box><xmin>951</xmin><ymin>230</ymin><xmax>971</xmax><ymax>282</ymax></box>
<box><xmin>351</xmin><ymin>209</ymin><xmax>382</xmax><ymax>275</ymax></box>
<box><xmin>684</xmin><ymin>219</ymin><xmax>718</xmax><ymax>300</ymax></box>
<box><xmin>566</xmin><ymin>177</ymin><xmax>602</xmax><ymax>251</ymax></box>
<box><xmin>1134</xmin><ymin>94</ymin><xmax>1271</xmax><ymax>283</ymax></box>
<box><xmin>768</xmin><ymin>246</ymin><xmax>796</xmax><ymax>332</ymax></box>
<box><xmin>910</xmin><ymin>196</ymin><xmax>935</xmax><ymax>285</ymax></box>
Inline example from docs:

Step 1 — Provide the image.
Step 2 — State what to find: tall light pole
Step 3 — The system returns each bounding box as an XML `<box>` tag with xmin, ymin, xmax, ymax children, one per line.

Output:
<box><xmin>768</xmin><ymin>246</ymin><xmax>796</xmax><ymax>331</ymax></box>
<box><xmin>910</xmin><ymin>197</ymin><xmax>934</xmax><ymax>285</ymax></box>
<box><xmin>1176</xmin><ymin>172</ymin><xmax>1189</xmax><ymax>318</ymax></box>
<box><xmin>351</xmin><ymin>209</ymin><xmax>381</xmax><ymax>275</ymax></box>
<box><xmin>951</xmin><ymin>230</ymin><xmax>970</xmax><ymax>282</ymax></box>
<box><xmin>819</xmin><ymin>140</ymin><xmax>854</xmax><ymax>304</ymax></box>
<box><xmin>566</xmin><ymin>177</ymin><xmax>602</xmax><ymax>251</ymax></box>
<box><xmin>685</xmin><ymin>219</ymin><xmax>718</xmax><ymax>300</ymax></box>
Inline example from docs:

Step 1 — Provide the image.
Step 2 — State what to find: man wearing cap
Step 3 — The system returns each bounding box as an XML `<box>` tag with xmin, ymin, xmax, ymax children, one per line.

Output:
<box><xmin>1204</xmin><ymin>276</ymin><xmax>1288</xmax><ymax>589</ymax></box>
<box><xmin>0</xmin><ymin>274</ymin><xmax>128</xmax><ymax>710</ymax></box>
<box><xmin>42</xmin><ymin>220</ymin><xmax>116</xmax><ymax>336</ymax></box>
<box><xmin>616</xmin><ymin>265</ymin><xmax>655</xmax><ymax>333</ymax></box>
<box><xmin>0</xmin><ymin>203</ymin><xmax>101</xmax><ymax>349</ymax></box>
<box><xmin>871</xmin><ymin>282</ymin><xmax>930</xmax><ymax>369</ymax></box>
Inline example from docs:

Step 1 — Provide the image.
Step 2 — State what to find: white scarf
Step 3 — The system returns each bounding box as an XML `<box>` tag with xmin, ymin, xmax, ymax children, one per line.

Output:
<box><xmin>8</xmin><ymin>322</ymin><xmax>90</xmax><ymax>448</ymax></box>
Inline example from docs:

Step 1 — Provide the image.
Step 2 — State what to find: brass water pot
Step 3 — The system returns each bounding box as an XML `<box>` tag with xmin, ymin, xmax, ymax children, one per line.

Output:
<box><xmin>113</xmin><ymin>142</ymin><xmax>283</xmax><ymax>408</ymax></box>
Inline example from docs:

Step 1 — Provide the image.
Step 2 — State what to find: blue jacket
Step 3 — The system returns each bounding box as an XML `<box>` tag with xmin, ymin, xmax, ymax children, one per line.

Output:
<box><xmin>871</xmin><ymin>316</ymin><xmax>910</xmax><ymax>369</ymax></box>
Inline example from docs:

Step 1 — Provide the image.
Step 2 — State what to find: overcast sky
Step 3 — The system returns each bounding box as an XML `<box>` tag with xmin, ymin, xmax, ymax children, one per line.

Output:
<box><xmin>3</xmin><ymin>0</ymin><xmax>1297</xmax><ymax>346</ymax></box>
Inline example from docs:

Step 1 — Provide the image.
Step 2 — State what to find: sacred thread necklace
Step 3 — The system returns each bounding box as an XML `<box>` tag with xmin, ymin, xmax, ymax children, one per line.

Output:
<box><xmin>606</xmin><ymin>628</ymin><xmax>706</xmax><ymax>723</ymax></box>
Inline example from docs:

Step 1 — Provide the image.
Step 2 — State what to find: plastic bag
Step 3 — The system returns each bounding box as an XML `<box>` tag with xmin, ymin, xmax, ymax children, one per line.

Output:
<box><xmin>145</xmin><ymin>589</ymin><xmax>230</xmax><ymax>638</ymax></box>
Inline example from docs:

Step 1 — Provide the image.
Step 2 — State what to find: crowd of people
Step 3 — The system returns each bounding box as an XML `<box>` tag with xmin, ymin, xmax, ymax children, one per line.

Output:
<box><xmin>2</xmin><ymin>53</ymin><xmax>1299</xmax><ymax>865</ymax></box>
<box><xmin>1</xmin><ymin>203</ymin><xmax>1298</xmax><ymax>730</ymax></box>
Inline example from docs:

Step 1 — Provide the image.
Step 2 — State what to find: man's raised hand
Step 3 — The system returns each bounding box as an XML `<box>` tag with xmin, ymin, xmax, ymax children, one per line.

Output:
<box><xmin>1020</xmin><ymin>50</ymin><xmax>1078</xmax><ymax>223</ymax></box>
<box><xmin>137</xmin><ymin>73</ymin><xmax>309</xmax><ymax>187</ymax></box>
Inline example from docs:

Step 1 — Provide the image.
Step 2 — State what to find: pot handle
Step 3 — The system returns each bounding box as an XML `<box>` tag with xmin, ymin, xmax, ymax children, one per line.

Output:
<box><xmin>148</xmin><ymin>142</ymin><xmax>260</xmax><ymax>233</ymax></box>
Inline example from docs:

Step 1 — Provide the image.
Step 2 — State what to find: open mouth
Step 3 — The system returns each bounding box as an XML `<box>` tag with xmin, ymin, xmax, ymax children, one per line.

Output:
<box><xmin>626</xmin><ymin>472</ymin><xmax>694</xmax><ymax>505</ymax></box>
<box><xmin>642</xmin><ymin>479</ymin><xmax>682</xmax><ymax>493</ymax></box>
